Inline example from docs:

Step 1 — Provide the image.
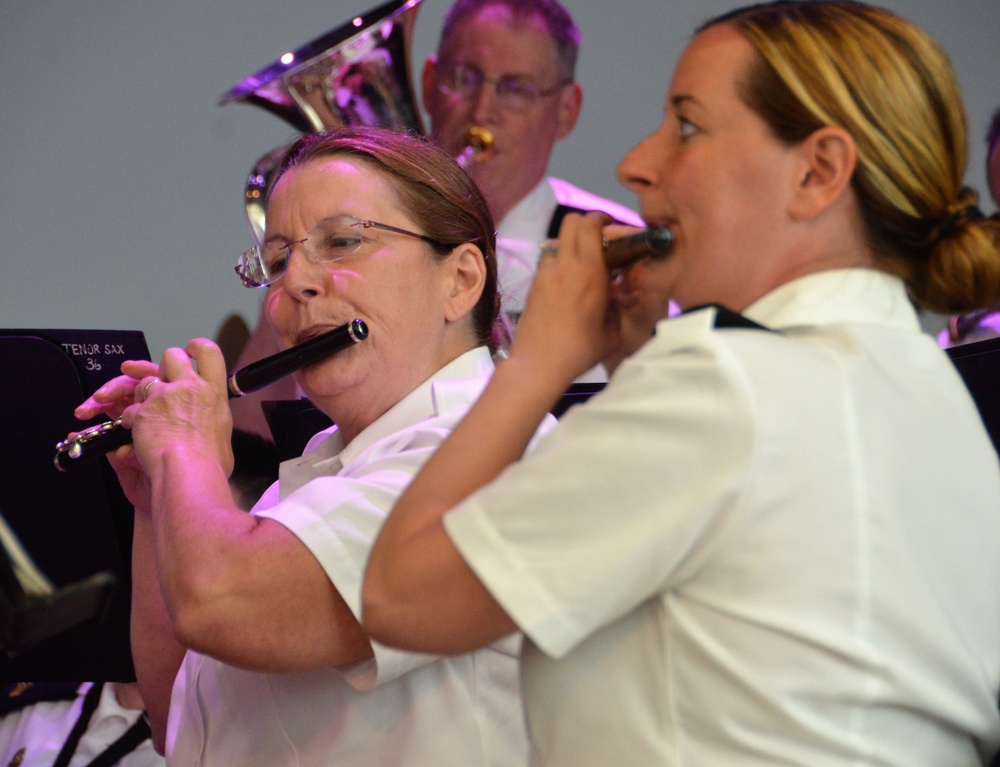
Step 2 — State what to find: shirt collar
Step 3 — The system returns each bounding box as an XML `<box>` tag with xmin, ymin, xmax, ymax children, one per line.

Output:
<box><xmin>744</xmin><ymin>268</ymin><xmax>921</xmax><ymax>333</ymax></box>
<box><xmin>288</xmin><ymin>346</ymin><xmax>495</xmax><ymax>476</ymax></box>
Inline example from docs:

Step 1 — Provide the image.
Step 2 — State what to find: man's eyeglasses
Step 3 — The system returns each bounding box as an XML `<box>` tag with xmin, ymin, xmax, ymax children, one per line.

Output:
<box><xmin>235</xmin><ymin>214</ymin><xmax>447</xmax><ymax>288</ymax></box>
<box><xmin>435</xmin><ymin>63</ymin><xmax>571</xmax><ymax>113</ymax></box>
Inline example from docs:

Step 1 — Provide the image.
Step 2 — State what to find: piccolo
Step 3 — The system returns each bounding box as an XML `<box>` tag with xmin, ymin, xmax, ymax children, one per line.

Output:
<box><xmin>53</xmin><ymin>318</ymin><xmax>369</xmax><ymax>471</ymax></box>
<box><xmin>539</xmin><ymin>226</ymin><xmax>674</xmax><ymax>271</ymax></box>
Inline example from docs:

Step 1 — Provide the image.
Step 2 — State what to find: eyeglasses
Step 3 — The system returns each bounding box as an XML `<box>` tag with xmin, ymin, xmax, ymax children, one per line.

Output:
<box><xmin>235</xmin><ymin>214</ymin><xmax>447</xmax><ymax>288</ymax></box>
<box><xmin>435</xmin><ymin>63</ymin><xmax>571</xmax><ymax>113</ymax></box>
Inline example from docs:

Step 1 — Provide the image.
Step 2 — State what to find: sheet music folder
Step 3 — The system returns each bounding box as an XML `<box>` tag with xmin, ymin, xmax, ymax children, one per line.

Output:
<box><xmin>947</xmin><ymin>335</ymin><xmax>1000</xmax><ymax>456</ymax></box>
<box><xmin>0</xmin><ymin>329</ymin><xmax>149</xmax><ymax>680</ymax></box>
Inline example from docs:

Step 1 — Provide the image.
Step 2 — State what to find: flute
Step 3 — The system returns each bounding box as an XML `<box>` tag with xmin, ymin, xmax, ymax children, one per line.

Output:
<box><xmin>539</xmin><ymin>226</ymin><xmax>674</xmax><ymax>270</ymax></box>
<box><xmin>54</xmin><ymin>318</ymin><xmax>369</xmax><ymax>471</ymax></box>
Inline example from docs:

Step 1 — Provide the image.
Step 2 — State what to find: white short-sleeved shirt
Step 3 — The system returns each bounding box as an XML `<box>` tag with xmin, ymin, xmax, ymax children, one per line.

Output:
<box><xmin>0</xmin><ymin>683</ymin><xmax>161</xmax><ymax>767</ymax></box>
<box><xmin>446</xmin><ymin>270</ymin><xmax>1000</xmax><ymax>766</ymax></box>
<box><xmin>167</xmin><ymin>348</ymin><xmax>551</xmax><ymax>767</ymax></box>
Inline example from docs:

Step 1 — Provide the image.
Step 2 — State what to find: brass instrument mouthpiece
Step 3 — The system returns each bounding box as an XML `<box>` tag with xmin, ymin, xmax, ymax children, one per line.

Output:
<box><xmin>456</xmin><ymin>126</ymin><xmax>495</xmax><ymax>168</ymax></box>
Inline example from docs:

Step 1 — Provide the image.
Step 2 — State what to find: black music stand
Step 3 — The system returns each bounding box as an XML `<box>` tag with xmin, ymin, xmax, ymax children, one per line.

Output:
<box><xmin>947</xmin><ymin>336</ymin><xmax>1000</xmax><ymax>456</ymax></box>
<box><xmin>0</xmin><ymin>329</ymin><xmax>149</xmax><ymax>680</ymax></box>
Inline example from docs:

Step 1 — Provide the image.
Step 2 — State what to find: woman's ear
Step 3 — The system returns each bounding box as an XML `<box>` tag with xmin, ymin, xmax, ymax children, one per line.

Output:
<box><xmin>443</xmin><ymin>243</ymin><xmax>487</xmax><ymax>324</ymax></box>
<box><xmin>789</xmin><ymin>126</ymin><xmax>857</xmax><ymax>221</ymax></box>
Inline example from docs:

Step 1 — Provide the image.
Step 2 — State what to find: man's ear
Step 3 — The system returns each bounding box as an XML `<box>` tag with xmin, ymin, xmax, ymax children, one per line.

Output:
<box><xmin>789</xmin><ymin>126</ymin><xmax>857</xmax><ymax>221</ymax></box>
<box><xmin>555</xmin><ymin>82</ymin><xmax>582</xmax><ymax>142</ymax></box>
<box><xmin>421</xmin><ymin>56</ymin><xmax>440</xmax><ymax>116</ymax></box>
<box><xmin>443</xmin><ymin>243</ymin><xmax>488</xmax><ymax>324</ymax></box>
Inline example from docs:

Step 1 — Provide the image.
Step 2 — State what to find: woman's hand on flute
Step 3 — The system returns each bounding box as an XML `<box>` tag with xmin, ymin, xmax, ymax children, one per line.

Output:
<box><xmin>74</xmin><ymin>360</ymin><xmax>160</xmax><ymax>422</ymax></box>
<box><xmin>68</xmin><ymin>340</ymin><xmax>234</xmax><ymax>508</ymax></box>
<box><xmin>518</xmin><ymin>212</ymin><xmax>671</xmax><ymax>380</ymax></box>
<box><xmin>71</xmin><ymin>360</ymin><xmax>160</xmax><ymax>510</ymax></box>
<box><xmin>511</xmin><ymin>212</ymin><xmax>618</xmax><ymax>389</ymax></box>
<box><xmin>119</xmin><ymin>338</ymin><xmax>235</xmax><ymax>480</ymax></box>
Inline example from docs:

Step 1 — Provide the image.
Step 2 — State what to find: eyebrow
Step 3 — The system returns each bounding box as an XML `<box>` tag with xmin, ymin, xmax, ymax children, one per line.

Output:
<box><xmin>263</xmin><ymin>229</ymin><xmax>305</xmax><ymax>247</ymax></box>
<box><xmin>670</xmin><ymin>94</ymin><xmax>698</xmax><ymax>110</ymax></box>
<box><xmin>264</xmin><ymin>215</ymin><xmax>354</xmax><ymax>244</ymax></box>
<box><xmin>454</xmin><ymin>60</ymin><xmax>541</xmax><ymax>82</ymax></box>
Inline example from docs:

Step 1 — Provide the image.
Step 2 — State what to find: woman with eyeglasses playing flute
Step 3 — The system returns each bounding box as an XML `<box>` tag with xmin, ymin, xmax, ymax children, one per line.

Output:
<box><xmin>363</xmin><ymin>3</ymin><xmax>1000</xmax><ymax>765</ymax></box>
<box><xmin>72</xmin><ymin>126</ymin><xmax>553</xmax><ymax>767</ymax></box>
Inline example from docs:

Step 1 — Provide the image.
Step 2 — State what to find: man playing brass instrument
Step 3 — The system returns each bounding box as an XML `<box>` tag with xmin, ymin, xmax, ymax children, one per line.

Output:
<box><xmin>422</xmin><ymin>0</ymin><xmax>645</xmax><ymax>377</ymax></box>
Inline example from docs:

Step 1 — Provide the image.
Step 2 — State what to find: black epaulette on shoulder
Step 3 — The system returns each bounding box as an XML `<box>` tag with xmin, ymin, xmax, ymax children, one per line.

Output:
<box><xmin>0</xmin><ymin>681</ymin><xmax>83</xmax><ymax>716</ymax></box>
<box><xmin>684</xmin><ymin>303</ymin><xmax>774</xmax><ymax>332</ymax></box>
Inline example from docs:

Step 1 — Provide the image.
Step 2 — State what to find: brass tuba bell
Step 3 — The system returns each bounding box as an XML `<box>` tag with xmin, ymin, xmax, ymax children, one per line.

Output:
<box><xmin>220</xmin><ymin>0</ymin><xmax>426</xmax><ymax>244</ymax></box>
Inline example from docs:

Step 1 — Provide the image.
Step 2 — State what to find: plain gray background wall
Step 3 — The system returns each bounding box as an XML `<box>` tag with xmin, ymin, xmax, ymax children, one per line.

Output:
<box><xmin>2</xmin><ymin>0</ymin><xmax>999</xmax><ymax>360</ymax></box>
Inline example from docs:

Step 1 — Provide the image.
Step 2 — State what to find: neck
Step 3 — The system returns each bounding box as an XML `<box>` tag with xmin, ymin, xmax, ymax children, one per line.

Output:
<box><xmin>318</xmin><ymin>341</ymin><xmax>479</xmax><ymax>447</ymax></box>
<box><xmin>720</xmin><ymin>213</ymin><xmax>874</xmax><ymax>313</ymax></box>
<box><xmin>479</xmin><ymin>171</ymin><xmax>545</xmax><ymax>226</ymax></box>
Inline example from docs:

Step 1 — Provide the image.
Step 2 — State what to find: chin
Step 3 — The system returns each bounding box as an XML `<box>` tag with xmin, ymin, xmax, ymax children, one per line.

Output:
<box><xmin>297</xmin><ymin>349</ymin><xmax>365</xmax><ymax>399</ymax></box>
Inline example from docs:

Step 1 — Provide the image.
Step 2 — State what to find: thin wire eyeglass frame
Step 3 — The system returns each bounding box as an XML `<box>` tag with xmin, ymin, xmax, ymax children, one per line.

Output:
<box><xmin>435</xmin><ymin>62</ymin><xmax>572</xmax><ymax>113</ymax></box>
<box><xmin>235</xmin><ymin>215</ymin><xmax>448</xmax><ymax>289</ymax></box>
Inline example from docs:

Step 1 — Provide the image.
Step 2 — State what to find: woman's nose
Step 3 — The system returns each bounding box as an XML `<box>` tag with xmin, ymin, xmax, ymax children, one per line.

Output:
<box><xmin>617</xmin><ymin>130</ymin><xmax>663</xmax><ymax>196</ymax></box>
<box><xmin>279</xmin><ymin>242</ymin><xmax>327</xmax><ymax>300</ymax></box>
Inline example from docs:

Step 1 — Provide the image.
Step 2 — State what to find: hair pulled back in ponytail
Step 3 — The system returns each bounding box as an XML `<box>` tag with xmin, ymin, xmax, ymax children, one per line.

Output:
<box><xmin>701</xmin><ymin>0</ymin><xmax>1000</xmax><ymax>314</ymax></box>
